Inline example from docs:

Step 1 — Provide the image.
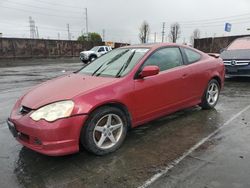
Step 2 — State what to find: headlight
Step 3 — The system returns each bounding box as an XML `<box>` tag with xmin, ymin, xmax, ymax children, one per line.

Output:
<box><xmin>30</xmin><ymin>100</ymin><xmax>74</xmax><ymax>122</ymax></box>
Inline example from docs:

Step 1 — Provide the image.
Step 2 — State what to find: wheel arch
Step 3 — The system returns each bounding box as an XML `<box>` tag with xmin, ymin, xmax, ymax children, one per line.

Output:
<box><xmin>89</xmin><ymin>53</ymin><xmax>97</xmax><ymax>58</ymax></box>
<box><xmin>211</xmin><ymin>75</ymin><xmax>221</xmax><ymax>88</ymax></box>
<box><xmin>87</xmin><ymin>102</ymin><xmax>133</xmax><ymax>129</ymax></box>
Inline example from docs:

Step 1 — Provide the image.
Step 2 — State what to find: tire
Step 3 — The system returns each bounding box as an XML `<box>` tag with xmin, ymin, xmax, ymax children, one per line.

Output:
<box><xmin>89</xmin><ymin>56</ymin><xmax>97</xmax><ymax>62</ymax></box>
<box><xmin>81</xmin><ymin>60</ymin><xmax>88</xmax><ymax>64</ymax></box>
<box><xmin>200</xmin><ymin>79</ymin><xmax>220</xmax><ymax>109</ymax></box>
<box><xmin>81</xmin><ymin>106</ymin><xmax>128</xmax><ymax>155</ymax></box>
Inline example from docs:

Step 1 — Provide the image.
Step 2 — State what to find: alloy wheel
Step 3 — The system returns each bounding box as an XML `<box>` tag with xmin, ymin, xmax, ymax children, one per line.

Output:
<box><xmin>93</xmin><ymin>114</ymin><xmax>123</xmax><ymax>149</ymax></box>
<box><xmin>206</xmin><ymin>82</ymin><xmax>219</xmax><ymax>106</ymax></box>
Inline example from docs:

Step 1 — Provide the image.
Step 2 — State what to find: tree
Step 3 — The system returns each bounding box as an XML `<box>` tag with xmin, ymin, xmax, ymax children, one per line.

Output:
<box><xmin>139</xmin><ymin>21</ymin><xmax>150</xmax><ymax>43</ymax></box>
<box><xmin>77</xmin><ymin>35</ymin><xmax>86</xmax><ymax>42</ymax></box>
<box><xmin>88</xmin><ymin>32</ymin><xmax>102</xmax><ymax>43</ymax></box>
<box><xmin>169</xmin><ymin>23</ymin><xmax>181</xmax><ymax>43</ymax></box>
<box><xmin>190</xmin><ymin>29</ymin><xmax>201</xmax><ymax>46</ymax></box>
<box><xmin>77</xmin><ymin>32</ymin><xmax>102</xmax><ymax>43</ymax></box>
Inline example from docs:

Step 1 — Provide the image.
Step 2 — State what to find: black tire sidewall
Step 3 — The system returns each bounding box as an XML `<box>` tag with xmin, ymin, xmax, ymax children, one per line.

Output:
<box><xmin>81</xmin><ymin>106</ymin><xmax>128</xmax><ymax>155</ymax></box>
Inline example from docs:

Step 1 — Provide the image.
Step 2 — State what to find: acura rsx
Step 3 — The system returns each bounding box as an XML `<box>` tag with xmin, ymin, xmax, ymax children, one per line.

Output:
<box><xmin>7</xmin><ymin>43</ymin><xmax>225</xmax><ymax>156</ymax></box>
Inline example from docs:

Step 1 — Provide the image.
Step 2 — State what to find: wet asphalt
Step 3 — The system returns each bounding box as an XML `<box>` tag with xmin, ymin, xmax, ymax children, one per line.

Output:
<box><xmin>0</xmin><ymin>59</ymin><xmax>250</xmax><ymax>188</ymax></box>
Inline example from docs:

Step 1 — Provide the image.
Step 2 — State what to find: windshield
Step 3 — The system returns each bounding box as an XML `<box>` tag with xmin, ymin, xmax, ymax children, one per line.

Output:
<box><xmin>78</xmin><ymin>48</ymin><xmax>149</xmax><ymax>77</ymax></box>
<box><xmin>90</xmin><ymin>47</ymin><xmax>99</xmax><ymax>51</ymax></box>
<box><xmin>227</xmin><ymin>38</ymin><xmax>250</xmax><ymax>50</ymax></box>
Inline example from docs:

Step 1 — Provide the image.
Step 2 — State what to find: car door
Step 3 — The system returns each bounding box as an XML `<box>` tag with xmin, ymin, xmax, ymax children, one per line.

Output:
<box><xmin>132</xmin><ymin>47</ymin><xmax>189</xmax><ymax>123</ymax></box>
<box><xmin>97</xmin><ymin>47</ymin><xmax>106</xmax><ymax>56</ymax></box>
<box><xmin>181</xmin><ymin>47</ymin><xmax>207</xmax><ymax>100</ymax></box>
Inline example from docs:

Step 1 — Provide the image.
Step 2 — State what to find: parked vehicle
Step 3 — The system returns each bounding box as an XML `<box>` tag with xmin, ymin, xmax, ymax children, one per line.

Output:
<box><xmin>80</xmin><ymin>46</ymin><xmax>112</xmax><ymax>63</ymax></box>
<box><xmin>8</xmin><ymin>43</ymin><xmax>225</xmax><ymax>156</ymax></box>
<box><xmin>220</xmin><ymin>37</ymin><xmax>250</xmax><ymax>77</ymax></box>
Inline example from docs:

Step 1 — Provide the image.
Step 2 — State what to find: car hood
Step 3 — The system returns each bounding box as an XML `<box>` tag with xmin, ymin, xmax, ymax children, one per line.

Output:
<box><xmin>21</xmin><ymin>74</ymin><xmax>117</xmax><ymax>109</ymax></box>
<box><xmin>80</xmin><ymin>50</ymin><xmax>95</xmax><ymax>55</ymax></box>
<box><xmin>220</xmin><ymin>49</ymin><xmax>250</xmax><ymax>60</ymax></box>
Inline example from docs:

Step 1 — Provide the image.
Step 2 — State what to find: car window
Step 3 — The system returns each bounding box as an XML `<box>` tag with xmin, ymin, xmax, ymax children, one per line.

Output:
<box><xmin>142</xmin><ymin>47</ymin><xmax>183</xmax><ymax>72</ymax></box>
<box><xmin>79</xmin><ymin>48</ymin><xmax>149</xmax><ymax>77</ymax></box>
<box><xmin>105</xmin><ymin>47</ymin><xmax>109</xmax><ymax>51</ymax></box>
<box><xmin>183</xmin><ymin>48</ymin><xmax>201</xmax><ymax>64</ymax></box>
<box><xmin>98</xmin><ymin>47</ymin><xmax>105</xmax><ymax>52</ymax></box>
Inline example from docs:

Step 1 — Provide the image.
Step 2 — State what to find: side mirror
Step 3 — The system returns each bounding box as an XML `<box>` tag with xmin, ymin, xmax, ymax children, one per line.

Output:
<box><xmin>219</xmin><ymin>48</ymin><xmax>225</xmax><ymax>53</ymax></box>
<box><xmin>139</xmin><ymin>65</ymin><xmax>159</xmax><ymax>78</ymax></box>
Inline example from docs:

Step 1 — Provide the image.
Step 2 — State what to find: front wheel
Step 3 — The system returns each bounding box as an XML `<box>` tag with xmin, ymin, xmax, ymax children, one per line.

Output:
<box><xmin>81</xmin><ymin>60</ymin><xmax>88</xmax><ymax>64</ymax></box>
<box><xmin>89</xmin><ymin>56</ymin><xmax>97</xmax><ymax>62</ymax></box>
<box><xmin>200</xmin><ymin>79</ymin><xmax>220</xmax><ymax>109</ymax></box>
<box><xmin>81</xmin><ymin>107</ymin><xmax>128</xmax><ymax>155</ymax></box>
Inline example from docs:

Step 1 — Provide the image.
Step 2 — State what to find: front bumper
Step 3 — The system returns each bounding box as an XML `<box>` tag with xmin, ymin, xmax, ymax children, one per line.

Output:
<box><xmin>7</xmin><ymin>114</ymin><xmax>88</xmax><ymax>156</ymax></box>
<box><xmin>80</xmin><ymin>53</ymin><xmax>88</xmax><ymax>61</ymax></box>
<box><xmin>225</xmin><ymin>64</ymin><xmax>250</xmax><ymax>77</ymax></box>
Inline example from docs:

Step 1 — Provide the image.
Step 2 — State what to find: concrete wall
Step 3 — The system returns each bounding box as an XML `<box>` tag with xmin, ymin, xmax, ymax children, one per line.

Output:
<box><xmin>194</xmin><ymin>34</ymin><xmax>250</xmax><ymax>53</ymax></box>
<box><xmin>0</xmin><ymin>38</ymin><xmax>129</xmax><ymax>59</ymax></box>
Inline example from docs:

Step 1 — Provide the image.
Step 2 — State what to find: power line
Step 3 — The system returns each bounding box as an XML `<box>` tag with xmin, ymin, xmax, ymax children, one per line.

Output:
<box><xmin>1</xmin><ymin>5</ymin><xmax>82</xmax><ymax>19</ymax></box>
<box><xmin>2</xmin><ymin>0</ymin><xmax>83</xmax><ymax>14</ymax></box>
<box><xmin>34</xmin><ymin>0</ymin><xmax>83</xmax><ymax>9</ymax></box>
<box><xmin>177</xmin><ymin>13</ymin><xmax>250</xmax><ymax>24</ymax></box>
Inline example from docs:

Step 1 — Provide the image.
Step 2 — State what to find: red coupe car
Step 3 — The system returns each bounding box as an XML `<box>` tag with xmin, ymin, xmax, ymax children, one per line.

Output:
<box><xmin>7</xmin><ymin>43</ymin><xmax>225</xmax><ymax>156</ymax></box>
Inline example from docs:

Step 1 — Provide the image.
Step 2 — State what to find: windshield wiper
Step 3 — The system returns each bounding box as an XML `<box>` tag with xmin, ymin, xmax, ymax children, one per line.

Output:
<box><xmin>115</xmin><ymin>50</ymin><xmax>136</xmax><ymax>78</ymax></box>
<box><xmin>93</xmin><ymin>50</ymin><xmax>129</xmax><ymax>77</ymax></box>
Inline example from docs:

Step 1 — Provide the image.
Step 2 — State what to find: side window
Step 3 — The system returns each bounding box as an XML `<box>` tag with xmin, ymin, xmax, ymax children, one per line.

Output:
<box><xmin>183</xmin><ymin>48</ymin><xmax>201</xmax><ymax>64</ymax></box>
<box><xmin>105</xmin><ymin>47</ymin><xmax>109</xmax><ymax>52</ymax></box>
<box><xmin>98</xmin><ymin>47</ymin><xmax>105</xmax><ymax>52</ymax></box>
<box><xmin>142</xmin><ymin>47</ymin><xmax>183</xmax><ymax>72</ymax></box>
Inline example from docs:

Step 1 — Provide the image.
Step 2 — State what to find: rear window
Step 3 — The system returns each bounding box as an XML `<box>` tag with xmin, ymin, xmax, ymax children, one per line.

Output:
<box><xmin>183</xmin><ymin>48</ymin><xmax>201</xmax><ymax>64</ymax></box>
<box><xmin>227</xmin><ymin>38</ymin><xmax>250</xmax><ymax>50</ymax></box>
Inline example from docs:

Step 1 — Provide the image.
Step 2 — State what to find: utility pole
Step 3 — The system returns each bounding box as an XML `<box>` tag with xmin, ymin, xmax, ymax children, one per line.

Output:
<box><xmin>161</xmin><ymin>22</ymin><xmax>165</xmax><ymax>43</ymax></box>
<box><xmin>29</xmin><ymin>16</ymin><xmax>36</xmax><ymax>39</ymax></box>
<box><xmin>67</xmin><ymin>24</ymin><xmax>71</xmax><ymax>40</ymax></box>
<box><xmin>102</xmin><ymin>29</ymin><xmax>105</xmax><ymax>42</ymax></box>
<box><xmin>154</xmin><ymin>32</ymin><xmax>157</xmax><ymax>43</ymax></box>
<box><xmin>36</xmin><ymin>26</ymin><xmax>39</xmax><ymax>39</ymax></box>
<box><xmin>84</xmin><ymin>8</ymin><xmax>89</xmax><ymax>41</ymax></box>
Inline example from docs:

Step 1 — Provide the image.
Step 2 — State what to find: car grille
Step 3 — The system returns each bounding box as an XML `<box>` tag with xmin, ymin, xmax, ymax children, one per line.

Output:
<box><xmin>19</xmin><ymin>106</ymin><xmax>32</xmax><ymax>115</ymax></box>
<box><xmin>80</xmin><ymin>53</ymin><xmax>86</xmax><ymax>58</ymax></box>
<box><xmin>224</xmin><ymin>60</ymin><xmax>250</xmax><ymax>66</ymax></box>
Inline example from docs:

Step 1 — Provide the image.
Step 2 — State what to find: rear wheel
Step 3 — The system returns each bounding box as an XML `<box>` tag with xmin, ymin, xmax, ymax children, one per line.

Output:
<box><xmin>200</xmin><ymin>79</ymin><xmax>220</xmax><ymax>109</ymax></box>
<box><xmin>81</xmin><ymin>107</ymin><xmax>128</xmax><ymax>155</ymax></box>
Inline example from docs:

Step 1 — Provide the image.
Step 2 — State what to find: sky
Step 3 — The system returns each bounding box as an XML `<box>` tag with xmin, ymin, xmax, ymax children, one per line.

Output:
<box><xmin>0</xmin><ymin>0</ymin><xmax>250</xmax><ymax>44</ymax></box>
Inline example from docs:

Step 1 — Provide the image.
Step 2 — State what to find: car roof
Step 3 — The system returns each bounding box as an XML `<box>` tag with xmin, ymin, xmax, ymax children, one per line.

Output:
<box><xmin>120</xmin><ymin>43</ymin><xmax>187</xmax><ymax>50</ymax></box>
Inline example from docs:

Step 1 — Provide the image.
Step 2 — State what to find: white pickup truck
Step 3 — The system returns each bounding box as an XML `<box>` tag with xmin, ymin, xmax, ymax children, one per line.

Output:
<box><xmin>80</xmin><ymin>46</ymin><xmax>112</xmax><ymax>63</ymax></box>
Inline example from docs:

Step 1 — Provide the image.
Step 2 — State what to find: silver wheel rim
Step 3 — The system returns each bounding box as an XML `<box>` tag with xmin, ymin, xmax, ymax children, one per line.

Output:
<box><xmin>207</xmin><ymin>83</ymin><xmax>219</xmax><ymax>106</ymax></box>
<box><xmin>90</xmin><ymin>57</ymin><xmax>96</xmax><ymax>61</ymax></box>
<box><xmin>93</xmin><ymin>114</ymin><xmax>123</xmax><ymax>149</ymax></box>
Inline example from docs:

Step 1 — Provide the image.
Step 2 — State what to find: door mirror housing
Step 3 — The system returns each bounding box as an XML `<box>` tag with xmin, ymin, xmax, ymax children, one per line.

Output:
<box><xmin>139</xmin><ymin>66</ymin><xmax>160</xmax><ymax>78</ymax></box>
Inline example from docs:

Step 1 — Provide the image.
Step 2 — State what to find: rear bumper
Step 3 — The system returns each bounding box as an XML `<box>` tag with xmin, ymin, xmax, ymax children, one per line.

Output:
<box><xmin>8</xmin><ymin>115</ymin><xmax>88</xmax><ymax>156</ymax></box>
